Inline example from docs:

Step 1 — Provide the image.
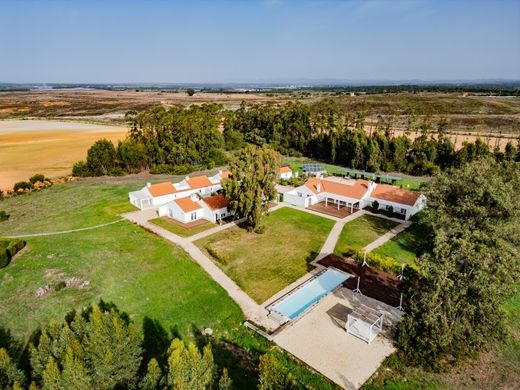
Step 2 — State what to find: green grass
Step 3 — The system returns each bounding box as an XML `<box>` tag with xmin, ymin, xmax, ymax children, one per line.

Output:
<box><xmin>196</xmin><ymin>207</ymin><xmax>335</xmax><ymax>303</ymax></box>
<box><xmin>0</xmin><ymin>182</ymin><xmax>138</xmax><ymax>236</ymax></box>
<box><xmin>335</xmin><ymin>215</ymin><xmax>399</xmax><ymax>255</ymax></box>
<box><xmin>0</xmin><ymin>180</ymin><xmax>336</xmax><ymax>389</ymax></box>
<box><xmin>150</xmin><ymin>217</ymin><xmax>215</xmax><ymax>237</ymax></box>
<box><xmin>372</xmin><ymin>223</ymin><xmax>424</xmax><ymax>266</ymax></box>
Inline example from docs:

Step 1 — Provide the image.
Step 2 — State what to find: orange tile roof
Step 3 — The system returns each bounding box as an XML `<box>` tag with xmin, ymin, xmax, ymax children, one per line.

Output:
<box><xmin>280</xmin><ymin>166</ymin><xmax>292</xmax><ymax>174</ymax></box>
<box><xmin>174</xmin><ymin>197</ymin><xmax>202</xmax><ymax>212</ymax></box>
<box><xmin>371</xmin><ymin>184</ymin><xmax>419</xmax><ymax>206</ymax></box>
<box><xmin>186</xmin><ymin>175</ymin><xmax>213</xmax><ymax>189</ymax></box>
<box><xmin>202</xmin><ymin>194</ymin><xmax>229</xmax><ymax>211</ymax></box>
<box><xmin>148</xmin><ymin>182</ymin><xmax>177</xmax><ymax>197</ymax></box>
<box><xmin>220</xmin><ymin>170</ymin><xmax>232</xmax><ymax>179</ymax></box>
<box><xmin>305</xmin><ymin>178</ymin><xmax>370</xmax><ymax>200</ymax></box>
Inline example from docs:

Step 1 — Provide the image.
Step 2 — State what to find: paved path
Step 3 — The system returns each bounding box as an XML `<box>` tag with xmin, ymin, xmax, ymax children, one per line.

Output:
<box><xmin>4</xmin><ymin>219</ymin><xmax>124</xmax><ymax>238</ymax></box>
<box><xmin>363</xmin><ymin>220</ymin><xmax>412</xmax><ymax>252</ymax></box>
<box><xmin>122</xmin><ymin>210</ymin><xmax>278</xmax><ymax>331</ymax></box>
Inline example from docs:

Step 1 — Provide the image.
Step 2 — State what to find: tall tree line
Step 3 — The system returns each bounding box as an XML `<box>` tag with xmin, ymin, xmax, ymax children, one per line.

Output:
<box><xmin>225</xmin><ymin>99</ymin><xmax>520</xmax><ymax>176</ymax></box>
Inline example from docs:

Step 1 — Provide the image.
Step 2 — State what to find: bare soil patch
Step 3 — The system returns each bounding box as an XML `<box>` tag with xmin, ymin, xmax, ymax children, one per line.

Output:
<box><xmin>0</xmin><ymin>119</ymin><xmax>126</xmax><ymax>190</ymax></box>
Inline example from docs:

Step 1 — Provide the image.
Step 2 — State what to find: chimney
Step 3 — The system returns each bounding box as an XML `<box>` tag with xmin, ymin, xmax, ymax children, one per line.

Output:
<box><xmin>185</xmin><ymin>176</ymin><xmax>190</xmax><ymax>182</ymax></box>
<box><xmin>316</xmin><ymin>183</ymin><xmax>321</xmax><ymax>192</ymax></box>
<box><xmin>146</xmin><ymin>182</ymin><xmax>151</xmax><ymax>188</ymax></box>
<box><xmin>218</xmin><ymin>170</ymin><xmax>223</xmax><ymax>175</ymax></box>
<box><xmin>367</xmin><ymin>180</ymin><xmax>376</xmax><ymax>192</ymax></box>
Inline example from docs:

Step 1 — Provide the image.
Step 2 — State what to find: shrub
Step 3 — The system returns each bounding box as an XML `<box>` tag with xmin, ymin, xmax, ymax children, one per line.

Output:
<box><xmin>340</xmin><ymin>244</ymin><xmax>409</xmax><ymax>275</ymax></box>
<box><xmin>13</xmin><ymin>181</ymin><xmax>34</xmax><ymax>192</ymax></box>
<box><xmin>149</xmin><ymin>164</ymin><xmax>194</xmax><ymax>175</ymax></box>
<box><xmin>72</xmin><ymin>160</ymin><xmax>92</xmax><ymax>177</ymax></box>
<box><xmin>108</xmin><ymin>166</ymin><xmax>127</xmax><ymax>176</ymax></box>
<box><xmin>372</xmin><ymin>200</ymin><xmax>380</xmax><ymax>210</ymax></box>
<box><xmin>0</xmin><ymin>211</ymin><xmax>9</xmax><ymax>222</ymax></box>
<box><xmin>29</xmin><ymin>173</ymin><xmax>46</xmax><ymax>184</ymax></box>
<box><xmin>0</xmin><ymin>238</ymin><xmax>26</xmax><ymax>268</ymax></box>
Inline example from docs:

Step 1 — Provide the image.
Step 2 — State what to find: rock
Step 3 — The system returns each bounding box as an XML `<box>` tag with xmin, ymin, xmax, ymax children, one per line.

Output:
<box><xmin>203</xmin><ymin>327</ymin><xmax>213</xmax><ymax>336</ymax></box>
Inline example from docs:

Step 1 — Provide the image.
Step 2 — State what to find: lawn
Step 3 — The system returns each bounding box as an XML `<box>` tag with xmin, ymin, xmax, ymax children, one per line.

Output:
<box><xmin>372</xmin><ymin>223</ymin><xmax>424</xmax><ymax>265</ymax></box>
<box><xmin>0</xmin><ymin>180</ymin><xmax>335</xmax><ymax>389</ymax></box>
<box><xmin>335</xmin><ymin>215</ymin><xmax>399</xmax><ymax>255</ymax></box>
<box><xmin>196</xmin><ymin>207</ymin><xmax>335</xmax><ymax>303</ymax></box>
<box><xmin>150</xmin><ymin>217</ymin><xmax>215</xmax><ymax>237</ymax></box>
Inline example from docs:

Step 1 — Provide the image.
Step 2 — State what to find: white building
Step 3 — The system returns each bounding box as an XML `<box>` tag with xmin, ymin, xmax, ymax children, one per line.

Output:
<box><xmin>279</xmin><ymin>166</ymin><xmax>294</xmax><ymax>180</ymax></box>
<box><xmin>281</xmin><ymin>177</ymin><xmax>424</xmax><ymax>220</ymax></box>
<box><xmin>158</xmin><ymin>194</ymin><xmax>232</xmax><ymax>224</ymax></box>
<box><xmin>129</xmin><ymin>170</ymin><xmax>231</xmax><ymax>211</ymax></box>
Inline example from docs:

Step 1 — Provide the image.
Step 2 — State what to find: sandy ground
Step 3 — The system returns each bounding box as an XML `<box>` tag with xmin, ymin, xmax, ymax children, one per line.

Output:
<box><xmin>273</xmin><ymin>288</ymin><xmax>402</xmax><ymax>389</ymax></box>
<box><xmin>0</xmin><ymin>119</ymin><xmax>126</xmax><ymax>190</ymax></box>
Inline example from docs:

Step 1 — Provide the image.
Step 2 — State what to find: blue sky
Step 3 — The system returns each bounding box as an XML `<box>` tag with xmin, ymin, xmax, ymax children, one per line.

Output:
<box><xmin>0</xmin><ymin>0</ymin><xmax>519</xmax><ymax>83</ymax></box>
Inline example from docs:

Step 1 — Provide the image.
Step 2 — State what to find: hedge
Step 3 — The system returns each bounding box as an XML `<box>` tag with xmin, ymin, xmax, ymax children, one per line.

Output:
<box><xmin>0</xmin><ymin>238</ymin><xmax>26</xmax><ymax>268</ymax></box>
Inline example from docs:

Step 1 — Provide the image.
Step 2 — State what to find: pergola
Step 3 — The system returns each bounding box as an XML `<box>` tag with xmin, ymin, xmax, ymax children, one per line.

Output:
<box><xmin>346</xmin><ymin>304</ymin><xmax>384</xmax><ymax>344</ymax></box>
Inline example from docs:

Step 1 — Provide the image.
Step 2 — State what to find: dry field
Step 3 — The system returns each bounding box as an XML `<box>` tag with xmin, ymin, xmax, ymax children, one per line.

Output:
<box><xmin>0</xmin><ymin>119</ymin><xmax>126</xmax><ymax>190</ymax></box>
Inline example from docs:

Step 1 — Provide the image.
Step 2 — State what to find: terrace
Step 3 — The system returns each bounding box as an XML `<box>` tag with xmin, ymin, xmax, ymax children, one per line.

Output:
<box><xmin>308</xmin><ymin>200</ymin><xmax>359</xmax><ymax>218</ymax></box>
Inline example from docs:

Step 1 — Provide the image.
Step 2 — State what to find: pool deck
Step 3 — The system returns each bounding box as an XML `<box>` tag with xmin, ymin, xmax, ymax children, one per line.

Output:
<box><xmin>273</xmin><ymin>287</ymin><xmax>402</xmax><ymax>389</ymax></box>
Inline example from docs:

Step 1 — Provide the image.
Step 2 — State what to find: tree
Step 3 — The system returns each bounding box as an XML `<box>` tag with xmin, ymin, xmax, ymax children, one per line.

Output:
<box><xmin>258</xmin><ymin>354</ymin><xmax>294</xmax><ymax>390</ymax></box>
<box><xmin>86</xmin><ymin>139</ymin><xmax>118</xmax><ymax>176</ymax></box>
<box><xmin>30</xmin><ymin>303</ymin><xmax>142</xmax><ymax>390</ymax></box>
<box><xmin>0</xmin><ymin>348</ymin><xmax>25</xmax><ymax>389</ymax></box>
<box><xmin>140</xmin><ymin>358</ymin><xmax>162</xmax><ymax>390</ymax></box>
<box><xmin>218</xmin><ymin>368</ymin><xmax>232</xmax><ymax>390</ymax></box>
<box><xmin>186</xmin><ymin>88</ymin><xmax>195</xmax><ymax>96</ymax></box>
<box><xmin>166</xmin><ymin>339</ymin><xmax>215</xmax><ymax>390</ymax></box>
<box><xmin>117</xmin><ymin>139</ymin><xmax>149</xmax><ymax>173</ymax></box>
<box><xmin>396</xmin><ymin>159</ymin><xmax>520</xmax><ymax>367</ymax></box>
<box><xmin>223</xmin><ymin>145</ymin><xmax>281</xmax><ymax>230</ymax></box>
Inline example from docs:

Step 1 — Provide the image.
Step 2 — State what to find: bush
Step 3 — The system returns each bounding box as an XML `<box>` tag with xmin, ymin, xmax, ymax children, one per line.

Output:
<box><xmin>0</xmin><ymin>238</ymin><xmax>26</xmax><ymax>268</ymax></box>
<box><xmin>372</xmin><ymin>200</ymin><xmax>380</xmax><ymax>210</ymax></box>
<box><xmin>340</xmin><ymin>244</ymin><xmax>408</xmax><ymax>275</ymax></box>
<box><xmin>108</xmin><ymin>166</ymin><xmax>127</xmax><ymax>176</ymax></box>
<box><xmin>72</xmin><ymin>160</ymin><xmax>92</xmax><ymax>177</ymax></box>
<box><xmin>13</xmin><ymin>181</ymin><xmax>34</xmax><ymax>192</ymax></box>
<box><xmin>29</xmin><ymin>173</ymin><xmax>46</xmax><ymax>184</ymax></box>
<box><xmin>0</xmin><ymin>211</ymin><xmax>9</xmax><ymax>222</ymax></box>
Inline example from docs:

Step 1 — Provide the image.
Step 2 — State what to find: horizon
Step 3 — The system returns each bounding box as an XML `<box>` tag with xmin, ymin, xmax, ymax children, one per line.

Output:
<box><xmin>0</xmin><ymin>0</ymin><xmax>519</xmax><ymax>83</ymax></box>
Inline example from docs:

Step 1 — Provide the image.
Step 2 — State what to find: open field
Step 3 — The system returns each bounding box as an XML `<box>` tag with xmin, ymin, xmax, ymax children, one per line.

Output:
<box><xmin>0</xmin><ymin>119</ymin><xmax>127</xmax><ymax>191</ymax></box>
<box><xmin>150</xmin><ymin>217</ymin><xmax>215</xmax><ymax>237</ymax></box>
<box><xmin>0</xmin><ymin>178</ymin><xmax>334</xmax><ymax>389</ymax></box>
<box><xmin>196</xmin><ymin>207</ymin><xmax>335</xmax><ymax>304</ymax></box>
<box><xmin>334</xmin><ymin>215</ymin><xmax>399</xmax><ymax>255</ymax></box>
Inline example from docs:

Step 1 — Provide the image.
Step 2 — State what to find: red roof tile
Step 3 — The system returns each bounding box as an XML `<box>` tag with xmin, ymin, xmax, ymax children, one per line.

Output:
<box><xmin>202</xmin><ymin>194</ymin><xmax>229</xmax><ymax>211</ymax></box>
<box><xmin>280</xmin><ymin>166</ymin><xmax>292</xmax><ymax>174</ymax></box>
<box><xmin>148</xmin><ymin>182</ymin><xmax>177</xmax><ymax>197</ymax></box>
<box><xmin>187</xmin><ymin>175</ymin><xmax>213</xmax><ymax>189</ymax></box>
<box><xmin>174</xmin><ymin>197</ymin><xmax>202</xmax><ymax>212</ymax></box>
<box><xmin>305</xmin><ymin>178</ymin><xmax>370</xmax><ymax>200</ymax></box>
<box><xmin>371</xmin><ymin>184</ymin><xmax>419</xmax><ymax>206</ymax></box>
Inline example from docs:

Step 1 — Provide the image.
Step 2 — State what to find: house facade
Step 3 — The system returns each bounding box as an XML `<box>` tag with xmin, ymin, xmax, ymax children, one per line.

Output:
<box><xmin>129</xmin><ymin>170</ymin><xmax>230</xmax><ymax>211</ymax></box>
<box><xmin>281</xmin><ymin>177</ymin><xmax>424</xmax><ymax>220</ymax></box>
<box><xmin>158</xmin><ymin>194</ymin><xmax>232</xmax><ymax>224</ymax></box>
<box><xmin>279</xmin><ymin>166</ymin><xmax>294</xmax><ymax>180</ymax></box>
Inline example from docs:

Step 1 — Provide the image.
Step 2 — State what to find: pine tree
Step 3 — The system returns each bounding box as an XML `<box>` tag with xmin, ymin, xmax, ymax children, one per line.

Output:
<box><xmin>218</xmin><ymin>368</ymin><xmax>232</xmax><ymax>390</ymax></box>
<box><xmin>0</xmin><ymin>348</ymin><xmax>25</xmax><ymax>389</ymax></box>
<box><xmin>60</xmin><ymin>348</ymin><xmax>90</xmax><ymax>390</ymax></box>
<box><xmin>140</xmin><ymin>358</ymin><xmax>162</xmax><ymax>390</ymax></box>
<box><xmin>258</xmin><ymin>354</ymin><xmax>290</xmax><ymax>390</ymax></box>
<box><xmin>41</xmin><ymin>357</ymin><xmax>61</xmax><ymax>390</ymax></box>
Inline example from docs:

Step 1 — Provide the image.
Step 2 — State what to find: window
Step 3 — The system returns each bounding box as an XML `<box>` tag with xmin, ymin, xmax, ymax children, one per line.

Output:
<box><xmin>400</xmin><ymin>208</ymin><xmax>406</xmax><ymax>215</ymax></box>
<box><xmin>297</xmin><ymin>192</ymin><xmax>303</xmax><ymax>197</ymax></box>
<box><xmin>190</xmin><ymin>212</ymin><xmax>197</xmax><ymax>221</ymax></box>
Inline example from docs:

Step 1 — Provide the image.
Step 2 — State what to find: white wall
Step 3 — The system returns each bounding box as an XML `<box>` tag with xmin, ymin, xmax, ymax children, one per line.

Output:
<box><xmin>280</xmin><ymin>171</ymin><xmax>293</xmax><ymax>180</ymax></box>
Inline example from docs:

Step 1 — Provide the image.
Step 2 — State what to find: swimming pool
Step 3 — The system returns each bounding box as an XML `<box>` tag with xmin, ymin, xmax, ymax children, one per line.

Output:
<box><xmin>269</xmin><ymin>267</ymin><xmax>350</xmax><ymax>321</ymax></box>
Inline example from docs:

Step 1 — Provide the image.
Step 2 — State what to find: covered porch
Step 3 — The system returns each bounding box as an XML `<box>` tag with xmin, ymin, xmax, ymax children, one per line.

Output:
<box><xmin>308</xmin><ymin>200</ymin><xmax>360</xmax><ymax>218</ymax></box>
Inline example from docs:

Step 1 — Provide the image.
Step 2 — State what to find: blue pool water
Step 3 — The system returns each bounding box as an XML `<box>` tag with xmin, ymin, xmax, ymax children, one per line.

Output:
<box><xmin>270</xmin><ymin>267</ymin><xmax>350</xmax><ymax>320</ymax></box>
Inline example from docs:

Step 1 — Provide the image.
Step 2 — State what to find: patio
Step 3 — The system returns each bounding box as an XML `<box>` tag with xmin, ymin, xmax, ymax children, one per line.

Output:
<box><xmin>272</xmin><ymin>287</ymin><xmax>402</xmax><ymax>389</ymax></box>
<box><xmin>308</xmin><ymin>201</ymin><xmax>359</xmax><ymax>218</ymax></box>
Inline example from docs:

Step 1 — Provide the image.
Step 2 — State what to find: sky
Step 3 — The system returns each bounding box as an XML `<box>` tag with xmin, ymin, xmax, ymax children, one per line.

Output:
<box><xmin>0</xmin><ymin>0</ymin><xmax>519</xmax><ymax>83</ymax></box>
